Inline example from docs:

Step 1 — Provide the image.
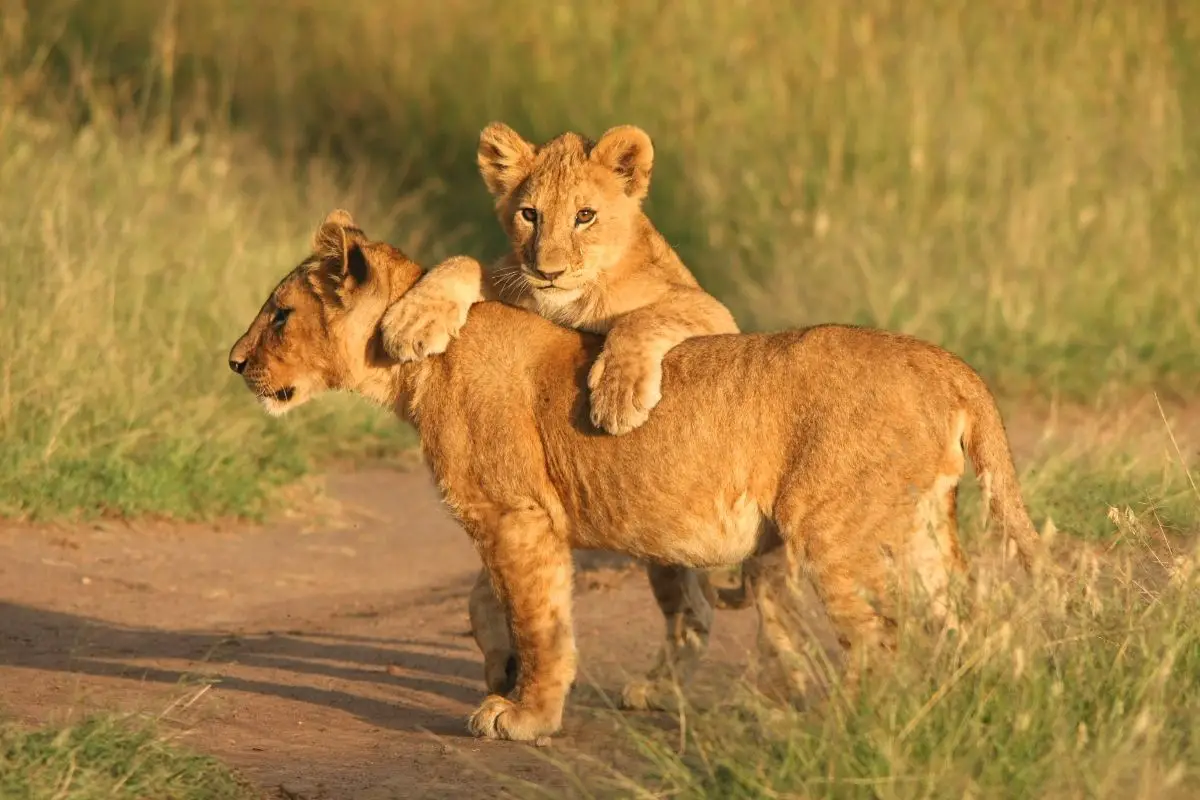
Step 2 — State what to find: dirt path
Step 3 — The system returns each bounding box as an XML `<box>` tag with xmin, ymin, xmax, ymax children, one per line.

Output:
<box><xmin>0</xmin><ymin>468</ymin><xmax>762</xmax><ymax>799</ymax></box>
<box><xmin>0</xmin><ymin>398</ymin><xmax>1195</xmax><ymax>798</ymax></box>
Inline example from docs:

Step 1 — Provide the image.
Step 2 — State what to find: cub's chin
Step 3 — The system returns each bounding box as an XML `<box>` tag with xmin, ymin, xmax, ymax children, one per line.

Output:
<box><xmin>529</xmin><ymin>284</ymin><xmax>585</xmax><ymax>314</ymax></box>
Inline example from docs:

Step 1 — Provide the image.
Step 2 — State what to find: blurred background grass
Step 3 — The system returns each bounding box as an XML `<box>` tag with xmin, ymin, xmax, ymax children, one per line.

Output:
<box><xmin>1</xmin><ymin>0</ymin><xmax>1198</xmax><ymax>519</ymax></box>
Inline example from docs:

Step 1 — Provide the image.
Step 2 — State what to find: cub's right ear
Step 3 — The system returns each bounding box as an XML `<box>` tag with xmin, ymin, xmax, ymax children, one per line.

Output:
<box><xmin>311</xmin><ymin>209</ymin><xmax>365</xmax><ymax>257</ymax></box>
<box><xmin>477</xmin><ymin>122</ymin><xmax>536</xmax><ymax>198</ymax></box>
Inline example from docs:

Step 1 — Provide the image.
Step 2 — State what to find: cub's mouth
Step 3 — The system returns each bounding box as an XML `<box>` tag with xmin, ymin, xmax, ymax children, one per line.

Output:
<box><xmin>251</xmin><ymin>384</ymin><xmax>299</xmax><ymax>417</ymax></box>
<box><xmin>522</xmin><ymin>274</ymin><xmax>584</xmax><ymax>296</ymax></box>
<box><xmin>248</xmin><ymin>383</ymin><xmax>295</xmax><ymax>403</ymax></box>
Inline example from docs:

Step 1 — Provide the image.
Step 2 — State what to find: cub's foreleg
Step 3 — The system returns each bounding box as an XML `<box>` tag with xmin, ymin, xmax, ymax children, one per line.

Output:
<box><xmin>465</xmin><ymin>509</ymin><xmax>575</xmax><ymax>743</ymax></box>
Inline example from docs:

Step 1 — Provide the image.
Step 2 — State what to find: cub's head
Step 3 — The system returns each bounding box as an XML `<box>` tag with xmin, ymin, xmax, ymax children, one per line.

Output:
<box><xmin>227</xmin><ymin>210</ymin><xmax>422</xmax><ymax>415</ymax></box>
<box><xmin>477</xmin><ymin>122</ymin><xmax>654</xmax><ymax>301</ymax></box>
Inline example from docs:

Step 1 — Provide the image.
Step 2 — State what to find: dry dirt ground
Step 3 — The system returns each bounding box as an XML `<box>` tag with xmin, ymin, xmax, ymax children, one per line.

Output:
<box><xmin>0</xmin><ymin>468</ymin><xmax>770</xmax><ymax>799</ymax></box>
<box><xmin>0</xmin><ymin>399</ymin><xmax>1196</xmax><ymax>798</ymax></box>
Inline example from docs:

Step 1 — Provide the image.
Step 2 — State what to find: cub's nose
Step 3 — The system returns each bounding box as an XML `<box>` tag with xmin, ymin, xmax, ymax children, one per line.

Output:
<box><xmin>533</xmin><ymin>263</ymin><xmax>568</xmax><ymax>282</ymax></box>
<box><xmin>228</xmin><ymin>358</ymin><xmax>247</xmax><ymax>374</ymax></box>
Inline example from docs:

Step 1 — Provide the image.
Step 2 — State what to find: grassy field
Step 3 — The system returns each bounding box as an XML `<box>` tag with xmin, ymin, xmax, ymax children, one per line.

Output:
<box><xmin>0</xmin><ymin>715</ymin><xmax>258</xmax><ymax>799</ymax></box>
<box><xmin>0</xmin><ymin>111</ymin><xmax>420</xmax><ymax>520</ymax></box>
<box><xmin>1</xmin><ymin>0</ymin><xmax>1199</xmax><ymax>795</ymax></box>
<box><xmin>14</xmin><ymin>0</ymin><xmax>1200</xmax><ymax>391</ymax></box>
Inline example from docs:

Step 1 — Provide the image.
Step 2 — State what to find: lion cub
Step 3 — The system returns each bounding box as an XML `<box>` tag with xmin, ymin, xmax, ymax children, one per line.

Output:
<box><xmin>380</xmin><ymin>123</ymin><xmax>741</xmax><ymax>710</ymax></box>
<box><xmin>381</xmin><ymin>122</ymin><xmax>737</xmax><ymax>434</ymax></box>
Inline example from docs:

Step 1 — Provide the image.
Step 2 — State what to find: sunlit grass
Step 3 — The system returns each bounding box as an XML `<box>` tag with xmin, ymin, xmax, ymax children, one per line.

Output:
<box><xmin>0</xmin><ymin>112</ymin><xmax>418</xmax><ymax>519</ymax></box>
<box><xmin>3</xmin><ymin>0</ymin><xmax>1197</xmax><ymax>520</ymax></box>
<box><xmin>0</xmin><ymin>715</ymin><xmax>258</xmax><ymax>800</ymax></box>
<box><xmin>0</xmin><ymin>2</ymin><xmax>1198</xmax><ymax>791</ymax></box>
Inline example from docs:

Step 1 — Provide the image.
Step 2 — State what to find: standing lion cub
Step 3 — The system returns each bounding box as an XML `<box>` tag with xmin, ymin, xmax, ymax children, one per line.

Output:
<box><xmin>380</xmin><ymin>123</ymin><xmax>745</xmax><ymax>710</ymax></box>
<box><xmin>228</xmin><ymin>211</ymin><xmax>1044</xmax><ymax>743</ymax></box>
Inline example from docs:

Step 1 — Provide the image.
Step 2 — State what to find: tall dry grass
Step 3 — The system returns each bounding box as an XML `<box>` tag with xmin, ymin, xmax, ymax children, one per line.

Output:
<box><xmin>631</xmin><ymin>527</ymin><xmax>1200</xmax><ymax>799</ymax></box>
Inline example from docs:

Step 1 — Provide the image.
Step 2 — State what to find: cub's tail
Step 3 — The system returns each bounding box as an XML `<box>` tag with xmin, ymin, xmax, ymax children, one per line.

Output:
<box><xmin>962</xmin><ymin>380</ymin><xmax>1045</xmax><ymax>572</ymax></box>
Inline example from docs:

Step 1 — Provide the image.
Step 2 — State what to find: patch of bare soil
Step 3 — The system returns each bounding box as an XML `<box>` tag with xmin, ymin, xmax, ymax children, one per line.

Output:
<box><xmin>0</xmin><ymin>469</ymin><xmax>763</xmax><ymax>799</ymax></box>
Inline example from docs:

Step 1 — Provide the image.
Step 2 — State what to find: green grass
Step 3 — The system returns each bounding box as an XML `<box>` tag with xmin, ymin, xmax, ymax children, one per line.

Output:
<box><xmin>12</xmin><ymin>0</ymin><xmax>1200</xmax><ymax>398</ymax></box>
<box><xmin>0</xmin><ymin>111</ymin><xmax>417</xmax><ymax>520</ymax></box>
<box><xmin>957</xmin><ymin>444</ymin><xmax>1200</xmax><ymax>543</ymax></box>
<box><xmin>0</xmin><ymin>715</ymin><xmax>259</xmax><ymax>799</ymax></box>
<box><xmin>1017</xmin><ymin>458</ymin><xmax>1200</xmax><ymax>542</ymax></box>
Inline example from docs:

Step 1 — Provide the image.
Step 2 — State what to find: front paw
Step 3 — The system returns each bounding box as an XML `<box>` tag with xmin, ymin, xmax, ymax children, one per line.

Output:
<box><xmin>586</xmin><ymin>351</ymin><xmax>663</xmax><ymax>435</ymax></box>
<box><xmin>380</xmin><ymin>294</ymin><xmax>468</xmax><ymax>363</ymax></box>
<box><xmin>467</xmin><ymin>695</ymin><xmax>559</xmax><ymax>742</ymax></box>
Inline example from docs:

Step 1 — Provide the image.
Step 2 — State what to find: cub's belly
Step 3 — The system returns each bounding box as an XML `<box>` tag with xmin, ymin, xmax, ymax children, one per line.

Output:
<box><xmin>570</xmin><ymin>491</ymin><xmax>765</xmax><ymax>569</ymax></box>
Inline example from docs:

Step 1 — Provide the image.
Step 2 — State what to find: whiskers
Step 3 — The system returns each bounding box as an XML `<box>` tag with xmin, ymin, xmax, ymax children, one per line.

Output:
<box><xmin>490</xmin><ymin>259</ymin><xmax>590</xmax><ymax>326</ymax></box>
<box><xmin>240</xmin><ymin>365</ymin><xmax>294</xmax><ymax>416</ymax></box>
<box><xmin>491</xmin><ymin>262</ymin><xmax>530</xmax><ymax>303</ymax></box>
<box><xmin>240</xmin><ymin>364</ymin><xmax>273</xmax><ymax>395</ymax></box>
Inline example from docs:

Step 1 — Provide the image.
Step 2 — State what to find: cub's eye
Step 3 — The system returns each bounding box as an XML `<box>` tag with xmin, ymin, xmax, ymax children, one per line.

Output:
<box><xmin>271</xmin><ymin>307</ymin><xmax>291</xmax><ymax>329</ymax></box>
<box><xmin>575</xmin><ymin>208</ymin><xmax>596</xmax><ymax>225</ymax></box>
<box><xmin>519</xmin><ymin>207</ymin><xmax>538</xmax><ymax>223</ymax></box>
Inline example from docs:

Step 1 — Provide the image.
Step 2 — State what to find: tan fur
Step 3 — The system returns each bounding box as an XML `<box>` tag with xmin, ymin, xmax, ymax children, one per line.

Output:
<box><xmin>379</xmin><ymin>123</ymin><xmax>743</xmax><ymax>709</ymax></box>
<box><xmin>229</xmin><ymin>214</ymin><xmax>1045</xmax><ymax>743</ymax></box>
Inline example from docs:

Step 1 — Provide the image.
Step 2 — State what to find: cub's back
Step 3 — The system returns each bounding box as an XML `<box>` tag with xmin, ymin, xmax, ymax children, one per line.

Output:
<box><xmin>451</xmin><ymin>309</ymin><xmax>982</xmax><ymax>446</ymax></box>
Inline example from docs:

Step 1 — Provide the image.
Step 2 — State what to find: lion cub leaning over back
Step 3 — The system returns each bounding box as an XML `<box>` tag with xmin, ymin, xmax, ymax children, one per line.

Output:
<box><xmin>380</xmin><ymin>123</ymin><xmax>741</xmax><ymax>711</ymax></box>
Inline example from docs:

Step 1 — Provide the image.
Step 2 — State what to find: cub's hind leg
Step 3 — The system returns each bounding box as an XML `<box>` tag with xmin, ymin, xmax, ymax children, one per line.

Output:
<box><xmin>771</xmin><ymin>503</ymin><xmax>900</xmax><ymax>697</ymax></box>
<box><xmin>744</xmin><ymin>541</ymin><xmax>833</xmax><ymax>706</ymax></box>
<box><xmin>905</xmin><ymin>475</ymin><xmax>970</xmax><ymax>634</ymax></box>
<box><xmin>620</xmin><ymin>564</ymin><xmax>716</xmax><ymax>711</ymax></box>
<box><xmin>807</xmin><ymin>543</ymin><xmax>897</xmax><ymax>693</ymax></box>
<box><xmin>468</xmin><ymin>569</ymin><xmax>518</xmax><ymax>696</ymax></box>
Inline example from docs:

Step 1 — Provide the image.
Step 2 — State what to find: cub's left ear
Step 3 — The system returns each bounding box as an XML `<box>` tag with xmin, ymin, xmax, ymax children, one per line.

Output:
<box><xmin>590</xmin><ymin>125</ymin><xmax>654</xmax><ymax>200</ymax></box>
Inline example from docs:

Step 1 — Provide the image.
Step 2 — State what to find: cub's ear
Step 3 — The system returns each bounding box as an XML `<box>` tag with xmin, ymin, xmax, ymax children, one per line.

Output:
<box><xmin>477</xmin><ymin>122</ymin><xmax>536</xmax><ymax>198</ymax></box>
<box><xmin>320</xmin><ymin>208</ymin><xmax>357</xmax><ymax>232</ymax></box>
<box><xmin>312</xmin><ymin>208</ymin><xmax>367</xmax><ymax>256</ymax></box>
<box><xmin>311</xmin><ymin>209</ymin><xmax>371</xmax><ymax>291</ymax></box>
<box><xmin>590</xmin><ymin>125</ymin><xmax>654</xmax><ymax>200</ymax></box>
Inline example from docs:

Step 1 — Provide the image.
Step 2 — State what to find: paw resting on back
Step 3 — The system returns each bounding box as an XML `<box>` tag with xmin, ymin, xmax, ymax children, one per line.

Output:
<box><xmin>587</xmin><ymin>349</ymin><xmax>664</xmax><ymax>435</ymax></box>
<box><xmin>380</xmin><ymin>291</ymin><xmax>470</xmax><ymax>362</ymax></box>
